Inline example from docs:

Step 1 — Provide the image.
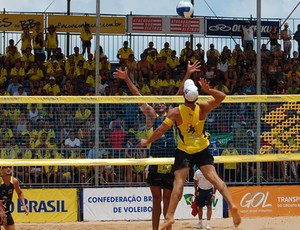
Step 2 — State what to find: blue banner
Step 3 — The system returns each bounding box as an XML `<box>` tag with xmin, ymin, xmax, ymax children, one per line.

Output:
<box><xmin>206</xmin><ymin>19</ymin><xmax>280</xmax><ymax>37</ymax></box>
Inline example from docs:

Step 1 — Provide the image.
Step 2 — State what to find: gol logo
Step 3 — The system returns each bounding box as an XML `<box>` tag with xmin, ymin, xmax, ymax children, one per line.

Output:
<box><xmin>240</xmin><ymin>191</ymin><xmax>272</xmax><ymax>208</ymax></box>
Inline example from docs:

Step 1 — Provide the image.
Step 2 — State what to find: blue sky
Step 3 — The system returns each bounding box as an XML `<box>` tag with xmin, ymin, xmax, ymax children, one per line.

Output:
<box><xmin>1</xmin><ymin>0</ymin><xmax>300</xmax><ymax>19</ymax></box>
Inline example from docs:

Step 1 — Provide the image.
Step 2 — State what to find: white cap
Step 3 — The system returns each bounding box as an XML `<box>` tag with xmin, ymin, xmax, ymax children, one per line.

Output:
<box><xmin>184</xmin><ymin>79</ymin><xmax>198</xmax><ymax>102</ymax></box>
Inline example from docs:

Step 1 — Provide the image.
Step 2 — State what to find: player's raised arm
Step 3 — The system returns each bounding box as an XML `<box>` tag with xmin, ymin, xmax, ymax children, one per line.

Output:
<box><xmin>198</xmin><ymin>78</ymin><xmax>226</xmax><ymax>117</ymax></box>
<box><xmin>176</xmin><ymin>60</ymin><xmax>201</xmax><ymax>95</ymax></box>
<box><xmin>113</xmin><ymin>68</ymin><xmax>156</xmax><ymax>130</ymax></box>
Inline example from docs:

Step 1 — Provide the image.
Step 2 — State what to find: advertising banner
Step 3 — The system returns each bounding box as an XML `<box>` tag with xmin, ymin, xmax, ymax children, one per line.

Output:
<box><xmin>0</xmin><ymin>14</ymin><xmax>44</xmax><ymax>31</ymax></box>
<box><xmin>229</xmin><ymin>186</ymin><xmax>300</xmax><ymax>217</ymax></box>
<box><xmin>128</xmin><ymin>16</ymin><xmax>204</xmax><ymax>34</ymax></box>
<box><xmin>48</xmin><ymin>15</ymin><xmax>126</xmax><ymax>34</ymax></box>
<box><xmin>206</xmin><ymin>19</ymin><xmax>280</xmax><ymax>37</ymax></box>
<box><xmin>11</xmin><ymin>188</ymin><xmax>78</xmax><ymax>223</ymax></box>
<box><xmin>83</xmin><ymin>186</ymin><xmax>222</xmax><ymax>221</ymax></box>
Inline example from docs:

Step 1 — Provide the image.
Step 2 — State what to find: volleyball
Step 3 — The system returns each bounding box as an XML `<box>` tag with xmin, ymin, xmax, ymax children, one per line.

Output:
<box><xmin>176</xmin><ymin>0</ymin><xmax>194</xmax><ymax>18</ymax></box>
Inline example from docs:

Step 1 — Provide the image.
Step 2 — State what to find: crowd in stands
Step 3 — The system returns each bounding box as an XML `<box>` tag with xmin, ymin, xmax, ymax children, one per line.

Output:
<box><xmin>1</xmin><ymin>23</ymin><xmax>300</xmax><ymax>97</ymax></box>
<box><xmin>0</xmin><ymin>22</ymin><xmax>299</xmax><ymax>186</ymax></box>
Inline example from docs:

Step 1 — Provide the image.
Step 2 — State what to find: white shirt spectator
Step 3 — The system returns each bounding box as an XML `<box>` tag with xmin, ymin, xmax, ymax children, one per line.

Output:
<box><xmin>65</xmin><ymin>137</ymin><xmax>81</xmax><ymax>147</ymax></box>
<box><xmin>193</xmin><ymin>169</ymin><xmax>213</xmax><ymax>190</ymax></box>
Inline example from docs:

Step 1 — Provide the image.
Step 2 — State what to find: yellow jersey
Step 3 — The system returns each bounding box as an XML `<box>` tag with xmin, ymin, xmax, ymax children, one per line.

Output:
<box><xmin>177</xmin><ymin>104</ymin><xmax>209</xmax><ymax>154</ymax></box>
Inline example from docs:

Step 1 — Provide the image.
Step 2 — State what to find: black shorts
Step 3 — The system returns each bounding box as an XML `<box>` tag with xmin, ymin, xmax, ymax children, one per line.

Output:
<box><xmin>82</xmin><ymin>41</ymin><xmax>91</xmax><ymax>47</ymax></box>
<box><xmin>173</xmin><ymin>147</ymin><xmax>214</xmax><ymax>171</ymax></box>
<box><xmin>196</xmin><ymin>188</ymin><xmax>213</xmax><ymax>207</ymax></box>
<box><xmin>147</xmin><ymin>171</ymin><xmax>174</xmax><ymax>190</ymax></box>
<box><xmin>2</xmin><ymin>212</ymin><xmax>14</xmax><ymax>226</ymax></box>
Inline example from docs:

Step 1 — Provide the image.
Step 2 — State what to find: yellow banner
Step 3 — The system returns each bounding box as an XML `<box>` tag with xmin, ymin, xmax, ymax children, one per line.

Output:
<box><xmin>11</xmin><ymin>188</ymin><xmax>77</xmax><ymax>223</ymax></box>
<box><xmin>0</xmin><ymin>14</ymin><xmax>44</xmax><ymax>31</ymax></box>
<box><xmin>48</xmin><ymin>15</ymin><xmax>125</xmax><ymax>34</ymax></box>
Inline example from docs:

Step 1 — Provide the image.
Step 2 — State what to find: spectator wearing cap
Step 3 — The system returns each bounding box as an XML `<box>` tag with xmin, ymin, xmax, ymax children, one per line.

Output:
<box><xmin>241</xmin><ymin>20</ymin><xmax>254</xmax><ymax>51</ymax></box>
<box><xmin>293</xmin><ymin>24</ymin><xmax>300</xmax><ymax>60</ymax></box>
<box><xmin>280</xmin><ymin>22</ymin><xmax>292</xmax><ymax>58</ymax></box>
<box><xmin>43</xmin><ymin>76</ymin><xmax>60</xmax><ymax>95</ymax></box>
<box><xmin>46</xmin><ymin>59</ymin><xmax>64</xmax><ymax>85</ymax></box>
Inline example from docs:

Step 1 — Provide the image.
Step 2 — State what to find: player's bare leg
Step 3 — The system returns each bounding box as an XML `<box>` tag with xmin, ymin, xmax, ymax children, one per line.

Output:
<box><xmin>200</xmin><ymin>164</ymin><xmax>241</xmax><ymax>228</ymax></box>
<box><xmin>160</xmin><ymin>168</ymin><xmax>189</xmax><ymax>230</ymax></box>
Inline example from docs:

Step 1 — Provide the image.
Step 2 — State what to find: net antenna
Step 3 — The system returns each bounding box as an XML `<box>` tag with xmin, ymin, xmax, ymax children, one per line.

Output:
<box><xmin>43</xmin><ymin>0</ymin><xmax>57</xmax><ymax>13</ymax></box>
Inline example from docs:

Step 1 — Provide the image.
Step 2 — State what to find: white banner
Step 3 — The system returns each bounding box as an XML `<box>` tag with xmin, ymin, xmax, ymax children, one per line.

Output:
<box><xmin>127</xmin><ymin>16</ymin><xmax>204</xmax><ymax>34</ymax></box>
<box><xmin>83</xmin><ymin>187</ymin><xmax>222</xmax><ymax>221</ymax></box>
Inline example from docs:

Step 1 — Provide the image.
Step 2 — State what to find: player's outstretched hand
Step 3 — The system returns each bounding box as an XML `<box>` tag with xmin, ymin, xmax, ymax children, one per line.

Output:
<box><xmin>113</xmin><ymin>68</ymin><xmax>128</xmax><ymax>80</ymax></box>
<box><xmin>199</xmin><ymin>78</ymin><xmax>211</xmax><ymax>94</ymax></box>
<box><xmin>187</xmin><ymin>60</ymin><xmax>201</xmax><ymax>75</ymax></box>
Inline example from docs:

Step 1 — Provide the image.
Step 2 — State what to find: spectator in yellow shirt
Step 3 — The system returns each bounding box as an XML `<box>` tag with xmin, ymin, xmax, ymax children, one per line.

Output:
<box><xmin>27</xmin><ymin>61</ymin><xmax>44</xmax><ymax>83</ymax></box>
<box><xmin>45</xmin><ymin>25</ymin><xmax>58</xmax><ymax>60</ymax></box>
<box><xmin>10</xmin><ymin>61</ymin><xmax>26</xmax><ymax>85</ymax></box>
<box><xmin>167</xmin><ymin>50</ymin><xmax>180</xmax><ymax>78</ymax></box>
<box><xmin>5</xmin><ymin>46</ymin><xmax>21</xmax><ymax>71</ymax></box>
<box><xmin>214</xmin><ymin>80</ymin><xmax>230</xmax><ymax>94</ymax></box>
<box><xmin>136</xmin><ymin>78</ymin><xmax>151</xmax><ymax>95</ymax></box>
<box><xmin>221</xmin><ymin>141</ymin><xmax>240</xmax><ymax>182</ymax></box>
<box><xmin>43</xmin><ymin>76</ymin><xmax>60</xmax><ymax>95</ymax></box>
<box><xmin>161</xmin><ymin>72</ymin><xmax>175</xmax><ymax>95</ymax></box>
<box><xmin>159</xmin><ymin>42</ymin><xmax>172</xmax><ymax>59</ymax></box>
<box><xmin>20</xmin><ymin>27</ymin><xmax>32</xmax><ymax>53</ymax></box>
<box><xmin>21</xmin><ymin>48</ymin><xmax>35</xmax><ymax>71</ymax></box>
<box><xmin>80</xmin><ymin>23</ymin><xmax>93</xmax><ymax>56</ymax></box>
<box><xmin>114</xmin><ymin>87</ymin><xmax>128</xmax><ymax>96</ymax></box>
<box><xmin>117</xmin><ymin>41</ymin><xmax>134</xmax><ymax>63</ymax></box>
<box><xmin>100</xmin><ymin>55</ymin><xmax>111</xmax><ymax>77</ymax></box>
<box><xmin>72</xmin><ymin>46</ymin><xmax>85</xmax><ymax>65</ymax></box>
<box><xmin>75</xmin><ymin>104</ymin><xmax>92</xmax><ymax>121</ymax></box>
<box><xmin>46</xmin><ymin>60</ymin><xmax>64</xmax><ymax>85</ymax></box>
<box><xmin>0</xmin><ymin>65</ymin><xmax>8</xmax><ymax>86</ymax></box>
<box><xmin>150</xmin><ymin>72</ymin><xmax>162</xmax><ymax>95</ymax></box>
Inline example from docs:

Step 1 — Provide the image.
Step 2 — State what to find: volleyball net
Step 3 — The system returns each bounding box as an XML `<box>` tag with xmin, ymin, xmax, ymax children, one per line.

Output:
<box><xmin>0</xmin><ymin>95</ymin><xmax>300</xmax><ymax>185</ymax></box>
